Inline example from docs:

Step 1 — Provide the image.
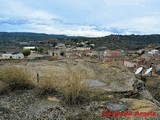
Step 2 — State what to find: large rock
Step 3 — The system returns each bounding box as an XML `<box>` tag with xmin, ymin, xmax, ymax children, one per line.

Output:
<box><xmin>106</xmin><ymin>102</ymin><xmax>128</xmax><ymax>112</ymax></box>
<box><xmin>90</xmin><ymin>63</ymin><xmax>137</xmax><ymax>92</ymax></box>
<box><xmin>83</xmin><ymin>79</ymin><xmax>107</xmax><ymax>88</ymax></box>
<box><xmin>121</xmin><ymin>98</ymin><xmax>160</xmax><ymax>120</ymax></box>
<box><xmin>121</xmin><ymin>98</ymin><xmax>160</xmax><ymax>112</ymax></box>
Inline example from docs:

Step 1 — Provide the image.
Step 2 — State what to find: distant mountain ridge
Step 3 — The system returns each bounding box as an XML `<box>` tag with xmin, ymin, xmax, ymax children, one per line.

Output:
<box><xmin>0</xmin><ymin>32</ymin><xmax>68</xmax><ymax>39</ymax></box>
<box><xmin>0</xmin><ymin>32</ymin><xmax>160</xmax><ymax>50</ymax></box>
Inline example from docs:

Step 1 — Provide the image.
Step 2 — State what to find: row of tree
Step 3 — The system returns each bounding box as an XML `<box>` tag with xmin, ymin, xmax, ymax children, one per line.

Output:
<box><xmin>22</xmin><ymin>47</ymin><xmax>44</xmax><ymax>57</ymax></box>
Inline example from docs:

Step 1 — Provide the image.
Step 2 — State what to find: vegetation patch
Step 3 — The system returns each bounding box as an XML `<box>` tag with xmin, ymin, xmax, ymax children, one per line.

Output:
<box><xmin>22</xmin><ymin>49</ymin><xmax>31</xmax><ymax>57</ymax></box>
<box><xmin>146</xmin><ymin>77</ymin><xmax>160</xmax><ymax>102</ymax></box>
<box><xmin>61</xmin><ymin>71</ymin><xmax>90</xmax><ymax>105</ymax></box>
<box><xmin>0</xmin><ymin>66</ymin><xmax>34</xmax><ymax>93</ymax></box>
<box><xmin>38</xmin><ymin>70</ymin><xmax>64</xmax><ymax>96</ymax></box>
<box><xmin>89</xmin><ymin>89</ymin><xmax>112</xmax><ymax>101</ymax></box>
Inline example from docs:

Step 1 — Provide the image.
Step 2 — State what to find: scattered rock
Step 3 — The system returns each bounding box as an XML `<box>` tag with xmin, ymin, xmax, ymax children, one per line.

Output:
<box><xmin>83</xmin><ymin>79</ymin><xmax>107</xmax><ymax>88</ymax></box>
<box><xmin>47</xmin><ymin>96</ymin><xmax>60</xmax><ymax>102</ymax></box>
<box><xmin>106</xmin><ymin>102</ymin><xmax>128</xmax><ymax>112</ymax></box>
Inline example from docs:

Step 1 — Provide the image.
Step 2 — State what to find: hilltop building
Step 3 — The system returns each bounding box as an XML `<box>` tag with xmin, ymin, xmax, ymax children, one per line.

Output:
<box><xmin>23</xmin><ymin>46</ymin><xmax>36</xmax><ymax>50</ymax></box>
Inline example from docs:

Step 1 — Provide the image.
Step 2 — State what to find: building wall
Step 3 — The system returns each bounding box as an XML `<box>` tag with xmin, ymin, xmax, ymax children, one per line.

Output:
<box><xmin>23</xmin><ymin>47</ymin><xmax>36</xmax><ymax>50</ymax></box>
<box><xmin>2</xmin><ymin>54</ymin><xmax>12</xmax><ymax>59</ymax></box>
<box><xmin>48</xmin><ymin>51</ymin><xmax>54</xmax><ymax>56</ymax></box>
<box><xmin>74</xmin><ymin>47</ymin><xmax>90</xmax><ymax>51</ymax></box>
<box><xmin>86</xmin><ymin>51</ymin><xmax>98</xmax><ymax>57</ymax></box>
<box><xmin>2</xmin><ymin>53</ymin><xmax>24</xmax><ymax>59</ymax></box>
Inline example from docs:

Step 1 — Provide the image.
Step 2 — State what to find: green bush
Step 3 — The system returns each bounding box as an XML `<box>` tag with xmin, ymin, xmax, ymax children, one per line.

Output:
<box><xmin>60</xmin><ymin>51</ymin><xmax>65</xmax><ymax>56</ymax></box>
<box><xmin>22</xmin><ymin>49</ymin><xmax>31</xmax><ymax>57</ymax></box>
<box><xmin>37</xmin><ymin>47</ymin><xmax>44</xmax><ymax>53</ymax></box>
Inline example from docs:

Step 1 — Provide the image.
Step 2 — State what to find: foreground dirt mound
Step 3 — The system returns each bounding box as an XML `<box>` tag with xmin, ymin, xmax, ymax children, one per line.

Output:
<box><xmin>1</xmin><ymin>89</ymin><xmax>159</xmax><ymax>120</ymax></box>
<box><xmin>0</xmin><ymin>90</ymin><xmax>67</xmax><ymax>120</ymax></box>
<box><xmin>0</xmin><ymin>59</ymin><xmax>160</xmax><ymax>119</ymax></box>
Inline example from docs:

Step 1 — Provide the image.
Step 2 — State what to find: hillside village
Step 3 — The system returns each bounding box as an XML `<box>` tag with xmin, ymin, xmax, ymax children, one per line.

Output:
<box><xmin>0</xmin><ymin>40</ymin><xmax>160</xmax><ymax>75</ymax></box>
<box><xmin>1</xmin><ymin>0</ymin><xmax>160</xmax><ymax>118</ymax></box>
<box><xmin>0</xmin><ymin>34</ymin><xmax>160</xmax><ymax>119</ymax></box>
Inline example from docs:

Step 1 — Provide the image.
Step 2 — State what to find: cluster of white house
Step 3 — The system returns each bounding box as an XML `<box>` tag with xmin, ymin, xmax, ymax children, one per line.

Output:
<box><xmin>2</xmin><ymin>53</ymin><xmax>24</xmax><ymax>59</ymax></box>
<box><xmin>0</xmin><ymin>47</ymin><xmax>37</xmax><ymax>60</ymax></box>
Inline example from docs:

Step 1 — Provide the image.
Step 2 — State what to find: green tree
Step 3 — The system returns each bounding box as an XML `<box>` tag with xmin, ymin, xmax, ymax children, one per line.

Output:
<box><xmin>22</xmin><ymin>50</ymin><xmax>31</xmax><ymax>57</ymax></box>
<box><xmin>37</xmin><ymin>47</ymin><xmax>44</xmax><ymax>53</ymax></box>
<box><xmin>60</xmin><ymin>51</ymin><xmax>65</xmax><ymax>56</ymax></box>
<box><xmin>34</xmin><ymin>47</ymin><xmax>38</xmax><ymax>51</ymax></box>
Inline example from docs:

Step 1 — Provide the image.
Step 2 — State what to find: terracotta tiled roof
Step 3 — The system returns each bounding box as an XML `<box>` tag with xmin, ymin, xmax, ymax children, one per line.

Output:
<box><xmin>154</xmin><ymin>54</ymin><xmax>160</xmax><ymax>58</ymax></box>
<box><xmin>108</xmin><ymin>51</ymin><xmax>121</xmax><ymax>57</ymax></box>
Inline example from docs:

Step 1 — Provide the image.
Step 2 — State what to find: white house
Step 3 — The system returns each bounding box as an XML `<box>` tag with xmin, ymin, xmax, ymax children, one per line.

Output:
<box><xmin>148</xmin><ymin>49</ymin><xmax>159</xmax><ymax>54</ymax></box>
<box><xmin>74</xmin><ymin>47</ymin><xmax>90</xmax><ymax>51</ymax></box>
<box><xmin>98</xmin><ymin>51</ymin><xmax>107</xmax><ymax>58</ymax></box>
<box><xmin>19</xmin><ymin>42</ymin><xmax>29</xmax><ymax>45</ymax></box>
<box><xmin>86</xmin><ymin>51</ymin><xmax>98</xmax><ymax>57</ymax></box>
<box><xmin>2</xmin><ymin>53</ymin><xmax>24</xmax><ymax>59</ymax></box>
<box><xmin>55</xmin><ymin>43</ymin><xmax>66</xmax><ymax>49</ymax></box>
<box><xmin>48</xmin><ymin>50</ymin><xmax>54</xmax><ymax>56</ymax></box>
<box><xmin>23</xmin><ymin>46</ymin><xmax>36</xmax><ymax>50</ymax></box>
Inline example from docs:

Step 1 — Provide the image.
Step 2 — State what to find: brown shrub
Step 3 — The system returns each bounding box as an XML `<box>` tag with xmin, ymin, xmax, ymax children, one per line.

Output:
<box><xmin>0</xmin><ymin>66</ymin><xmax>34</xmax><ymax>93</ymax></box>
<box><xmin>61</xmin><ymin>71</ymin><xmax>90</xmax><ymax>105</ymax></box>
<box><xmin>37</xmin><ymin>67</ymin><xmax>92</xmax><ymax>105</ymax></box>
<box><xmin>38</xmin><ymin>69</ymin><xmax>67</xmax><ymax>95</ymax></box>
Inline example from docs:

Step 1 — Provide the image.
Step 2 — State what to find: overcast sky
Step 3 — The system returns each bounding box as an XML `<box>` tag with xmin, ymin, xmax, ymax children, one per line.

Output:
<box><xmin>0</xmin><ymin>0</ymin><xmax>160</xmax><ymax>37</ymax></box>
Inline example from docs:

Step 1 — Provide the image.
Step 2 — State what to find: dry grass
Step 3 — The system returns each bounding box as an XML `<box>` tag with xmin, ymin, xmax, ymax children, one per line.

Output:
<box><xmin>37</xmin><ymin>68</ymin><xmax>91</xmax><ymax>104</ymax></box>
<box><xmin>0</xmin><ymin>81</ymin><xmax>9</xmax><ymax>94</ymax></box>
<box><xmin>63</xmin><ymin>83</ymin><xmax>89</xmax><ymax>105</ymax></box>
<box><xmin>89</xmin><ymin>89</ymin><xmax>112</xmax><ymax>101</ymax></box>
<box><xmin>146</xmin><ymin>77</ymin><xmax>160</xmax><ymax>102</ymax></box>
<box><xmin>0</xmin><ymin>64</ymin><xmax>95</xmax><ymax>105</ymax></box>
<box><xmin>38</xmin><ymin>69</ymin><xmax>66</xmax><ymax>95</ymax></box>
<box><xmin>61</xmin><ymin>71</ymin><xmax>90</xmax><ymax>105</ymax></box>
<box><xmin>0</xmin><ymin>66</ymin><xmax>34</xmax><ymax>93</ymax></box>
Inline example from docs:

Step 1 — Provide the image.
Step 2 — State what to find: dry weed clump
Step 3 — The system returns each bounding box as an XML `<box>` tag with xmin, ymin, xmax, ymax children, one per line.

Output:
<box><xmin>38</xmin><ymin>69</ymin><xmax>67</xmax><ymax>95</ymax></box>
<box><xmin>61</xmin><ymin>71</ymin><xmax>90</xmax><ymax>105</ymax></box>
<box><xmin>37</xmin><ymin>68</ymin><xmax>93</xmax><ymax>105</ymax></box>
<box><xmin>146</xmin><ymin>77</ymin><xmax>160</xmax><ymax>102</ymax></box>
<box><xmin>0</xmin><ymin>66</ymin><xmax>34</xmax><ymax>92</ymax></box>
